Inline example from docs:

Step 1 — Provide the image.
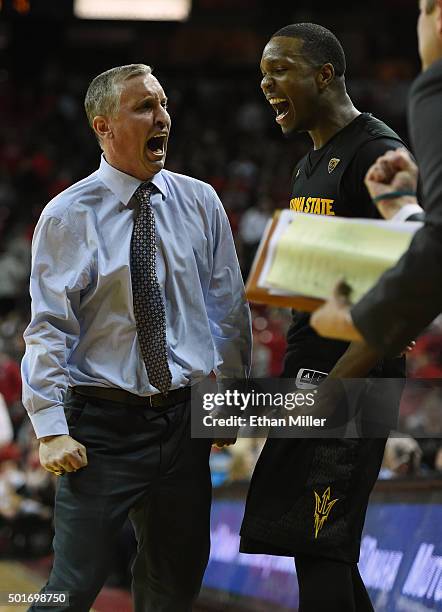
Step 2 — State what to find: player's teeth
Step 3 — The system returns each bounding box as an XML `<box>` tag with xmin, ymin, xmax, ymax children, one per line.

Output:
<box><xmin>269</xmin><ymin>98</ymin><xmax>287</xmax><ymax>104</ymax></box>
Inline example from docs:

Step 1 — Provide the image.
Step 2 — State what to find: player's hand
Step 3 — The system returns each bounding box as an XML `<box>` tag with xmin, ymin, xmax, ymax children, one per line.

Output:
<box><xmin>364</xmin><ymin>148</ymin><xmax>419</xmax><ymax>219</ymax></box>
<box><xmin>39</xmin><ymin>434</ymin><xmax>88</xmax><ymax>476</ymax></box>
<box><xmin>212</xmin><ymin>438</ymin><xmax>237</xmax><ymax>449</ymax></box>
<box><xmin>310</xmin><ymin>281</ymin><xmax>363</xmax><ymax>342</ymax></box>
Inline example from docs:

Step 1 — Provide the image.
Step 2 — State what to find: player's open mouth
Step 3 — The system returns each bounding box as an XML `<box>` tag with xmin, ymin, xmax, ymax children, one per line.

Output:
<box><xmin>146</xmin><ymin>133</ymin><xmax>167</xmax><ymax>159</ymax></box>
<box><xmin>268</xmin><ymin>97</ymin><xmax>290</xmax><ymax>124</ymax></box>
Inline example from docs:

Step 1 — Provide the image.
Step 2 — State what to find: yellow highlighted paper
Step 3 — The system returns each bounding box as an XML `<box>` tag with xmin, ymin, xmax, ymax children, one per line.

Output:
<box><xmin>265</xmin><ymin>212</ymin><xmax>422</xmax><ymax>302</ymax></box>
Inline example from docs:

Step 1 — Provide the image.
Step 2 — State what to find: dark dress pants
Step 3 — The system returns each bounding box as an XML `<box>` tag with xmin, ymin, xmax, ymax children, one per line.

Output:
<box><xmin>29</xmin><ymin>390</ymin><xmax>212</xmax><ymax>612</ymax></box>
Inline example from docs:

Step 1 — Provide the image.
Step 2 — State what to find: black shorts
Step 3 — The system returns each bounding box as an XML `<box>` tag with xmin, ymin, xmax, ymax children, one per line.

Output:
<box><xmin>241</xmin><ymin>327</ymin><xmax>404</xmax><ymax>564</ymax></box>
<box><xmin>239</xmin><ymin>437</ymin><xmax>387</xmax><ymax>563</ymax></box>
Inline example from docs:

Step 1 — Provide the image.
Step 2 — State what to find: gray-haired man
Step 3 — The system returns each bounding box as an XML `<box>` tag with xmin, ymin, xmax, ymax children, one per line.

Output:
<box><xmin>22</xmin><ymin>64</ymin><xmax>251</xmax><ymax>611</ymax></box>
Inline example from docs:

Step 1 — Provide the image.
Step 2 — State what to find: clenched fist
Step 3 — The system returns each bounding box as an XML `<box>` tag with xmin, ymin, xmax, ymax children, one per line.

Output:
<box><xmin>39</xmin><ymin>434</ymin><xmax>88</xmax><ymax>476</ymax></box>
<box><xmin>364</xmin><ymin>147</ymin><xmax>420</xmax><ymax>219</ymax></box>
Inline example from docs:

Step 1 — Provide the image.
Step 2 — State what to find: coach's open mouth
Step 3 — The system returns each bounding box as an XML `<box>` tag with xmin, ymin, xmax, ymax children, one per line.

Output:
<box><xmin>146</xmin><ymin>133</ymin><xmax>167</xmax><ymax>159</ymax></box>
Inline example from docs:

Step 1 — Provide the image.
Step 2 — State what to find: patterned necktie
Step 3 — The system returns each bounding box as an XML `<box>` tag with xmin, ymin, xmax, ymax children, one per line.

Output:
<box><xmin>130</xmin><ymin>183</ymin><xmax>172</xmax><ymax>395</ymax></box>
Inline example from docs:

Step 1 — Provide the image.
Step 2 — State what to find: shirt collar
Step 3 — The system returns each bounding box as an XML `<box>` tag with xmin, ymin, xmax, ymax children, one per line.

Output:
<box><xmin>98</xmin><ymin>155</ymin><xmax>167</xmax><ymax>206</ymax></box>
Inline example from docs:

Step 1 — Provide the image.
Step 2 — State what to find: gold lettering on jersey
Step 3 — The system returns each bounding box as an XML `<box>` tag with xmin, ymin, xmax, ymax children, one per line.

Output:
<box><xmin>290</xmin><ymin>196</ymin><xmax>305</xmax><ymax>212</ymax></box>
<box><xmin>289</xmin><ymin>197</ymin><xmax>335</xmax><ymax>216</ymax></box>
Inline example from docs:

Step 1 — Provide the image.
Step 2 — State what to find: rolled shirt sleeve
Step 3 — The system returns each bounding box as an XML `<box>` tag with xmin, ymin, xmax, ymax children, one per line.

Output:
<box><xmin>21</xmin><ymin>215</ymin><xmax>91</xmax><ymax>439</ymax></box>
<box><xmin>206</xmin><ymin>189</ymin><xmax>252</xmax><ymax>380</ymax></box>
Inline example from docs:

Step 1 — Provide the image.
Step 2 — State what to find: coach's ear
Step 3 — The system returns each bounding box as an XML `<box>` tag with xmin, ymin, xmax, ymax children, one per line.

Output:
<box><xmin>93</xmin><ymin>115</ymin><xmax>113</xmax><ymax>143</ymax></box>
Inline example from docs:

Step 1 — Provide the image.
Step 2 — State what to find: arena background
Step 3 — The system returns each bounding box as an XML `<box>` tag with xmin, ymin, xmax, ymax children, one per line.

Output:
<box><xmin>0</xmin><ymin>1</ymin><xmax>442</xmax><ymax>610</ymax></box>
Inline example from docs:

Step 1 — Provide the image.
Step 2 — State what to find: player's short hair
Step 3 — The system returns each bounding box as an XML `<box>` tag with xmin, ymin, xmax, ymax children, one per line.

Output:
<box><xmin>84</xmin><ymin>64</ymin><xmax>152</xmax><ymax>137</ymax></box>
<box><xmin>271</xmin><ymin>23</ymin><xmax>346</xmax><ymax>78</ymax></box>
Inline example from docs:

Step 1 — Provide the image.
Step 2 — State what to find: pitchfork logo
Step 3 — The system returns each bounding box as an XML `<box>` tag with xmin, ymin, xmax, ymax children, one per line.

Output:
<box><xmin>314</xmin><ymin>487</ymin><xmax>339</xmax><ymax>538</ymax></box>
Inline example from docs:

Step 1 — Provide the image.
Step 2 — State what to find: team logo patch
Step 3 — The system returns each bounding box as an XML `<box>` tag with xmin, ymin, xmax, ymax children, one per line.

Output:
<box><xmin>328</xmin><ymin>158</ymin><xmax>341</xmax><ymax>173</ymax></box>
<box><xmin>314</xmin><ymin>487</ymin><xmax>339</xmax><ymax>538</ymax></box>
<box><xmin>295</xmin><ymin>368</ymin><xmax>328</xmax><ymax>389</ymax></box>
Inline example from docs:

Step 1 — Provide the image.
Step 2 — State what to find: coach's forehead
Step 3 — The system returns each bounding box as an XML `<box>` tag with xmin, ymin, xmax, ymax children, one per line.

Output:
<box><xmin>119</xmin><ymin>74</ymin><xmax>166</xmax><ymax>105</ymax></box>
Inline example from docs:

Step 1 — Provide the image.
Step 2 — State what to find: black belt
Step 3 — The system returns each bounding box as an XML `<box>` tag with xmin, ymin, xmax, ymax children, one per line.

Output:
<box><xmin>72</xmin><ymin>385</ymin><xmax>191</xmax><ymax>409</ymax></box>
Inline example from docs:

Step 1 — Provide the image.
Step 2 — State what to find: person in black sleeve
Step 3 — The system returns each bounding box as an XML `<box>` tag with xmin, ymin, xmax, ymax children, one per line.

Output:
<box><xmin>311</xmin><ymin>0</ymin><xmax>442</xmax><ymax>351</ymax></box>
<box><xmin>239</xmin><ymin>23</ymin><xmax>410</xmax><ymax>611</ymax></box>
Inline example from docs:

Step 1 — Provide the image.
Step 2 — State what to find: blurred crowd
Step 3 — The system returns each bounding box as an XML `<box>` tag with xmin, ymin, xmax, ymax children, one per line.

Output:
<box><xmin>1</xmin><ymin>54</ymin><xmax>442</xmax><ymax>576</ymax></box>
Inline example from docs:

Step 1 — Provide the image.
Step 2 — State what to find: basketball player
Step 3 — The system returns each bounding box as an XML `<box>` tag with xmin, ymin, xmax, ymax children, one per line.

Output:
<box><xmin>239</xmin><ymin>23</ymin><xmax>409</xmax><ymax>611</ymax></box>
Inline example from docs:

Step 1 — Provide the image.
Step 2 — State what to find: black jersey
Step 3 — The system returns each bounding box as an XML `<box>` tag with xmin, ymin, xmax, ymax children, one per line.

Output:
<box><xmin>289</xmin><ymin>112</ymin><xmax>404</xmax><ymax>218</ymax></box>
<box><xmin>283</xmin><ymin>113</ymin><xmax>406</xmax><ymax>379</ymax></box>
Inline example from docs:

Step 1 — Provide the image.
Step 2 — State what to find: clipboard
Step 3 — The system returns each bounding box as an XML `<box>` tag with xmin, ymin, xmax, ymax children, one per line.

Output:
<box><xmin>245</xmin><ymin>210</ymin><xmax>323</xmax><ymax>312</ymax></box>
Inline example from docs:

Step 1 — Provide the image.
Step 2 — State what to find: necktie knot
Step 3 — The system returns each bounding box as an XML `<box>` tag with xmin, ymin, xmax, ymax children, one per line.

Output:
<box><xmin>134</xmin><ymin>182</ymin><xmax>154</xmax><ymax>204</ymax></box>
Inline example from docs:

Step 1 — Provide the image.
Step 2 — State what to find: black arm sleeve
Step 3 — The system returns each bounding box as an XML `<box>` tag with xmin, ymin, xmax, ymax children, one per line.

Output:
<box><xmin>351</xmin><ymin>59</ymin><xmax>442</xmax><ymax>356</ymax></box>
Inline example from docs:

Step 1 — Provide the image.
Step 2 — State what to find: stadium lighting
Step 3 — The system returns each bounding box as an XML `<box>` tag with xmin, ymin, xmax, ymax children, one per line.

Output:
<box><xmin>74</xmin><ymin>0</ymin><xmax>191</xmax><ymax>21</ymax></box>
